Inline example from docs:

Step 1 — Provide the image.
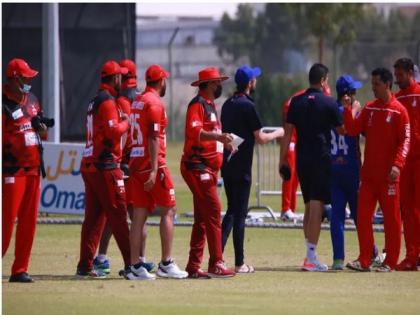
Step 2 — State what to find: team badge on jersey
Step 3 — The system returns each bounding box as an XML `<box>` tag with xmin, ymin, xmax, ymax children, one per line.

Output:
<box><xmin>386</xmin><ymin>113</ymin><xmax>392</xmax><ymax>123</ymax></box>
<box><xmin>412</xmin><ymin>97</ymin><xmax>417</xmax><ymax>107</ymax></box>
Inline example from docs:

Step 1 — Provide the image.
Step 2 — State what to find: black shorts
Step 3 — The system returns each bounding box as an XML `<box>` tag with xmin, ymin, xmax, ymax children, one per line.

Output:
<box><xmin>296</xmin><ymin>159</ymin><xmax>331</xmax><ymax>204</ymax></box>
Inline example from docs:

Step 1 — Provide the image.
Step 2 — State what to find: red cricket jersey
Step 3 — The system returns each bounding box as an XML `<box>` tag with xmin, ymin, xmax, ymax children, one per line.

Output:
<box><xmin>81</xmin><ymin>83</ymin><xmax>129</xmax><ymax>171</ymax></box>
<box><xmin>344</xmin><ymin>95</ymin><xmax>410</xmax><ymax>182</ymax></box>
<box><xmin>117</xmin><ymin>83</ymin><xmax>138</xmax><ymax>164</ymax></box>
<box><xmin>128</xmin><ymin>86</ymin><xmax>167</xmax><ymax>173</ymax></box>
<box><xmin>2</xmin><ymin>84</ymin><xmax>41</xmax><ymax>175</ymax></box>
<box><xmin>395</xmin><ymin>80</ymin><xmax>420</xmax><ymax>160</ymax></box>
<box><xmin>181</xmin><ymin>92</ymin><xmax>223</xmax><ymax>171</ymax></box>
<box><xmin>283</xmin><ymin>89</ymin><xmax>305</xmax><ymax>143</ymax></box>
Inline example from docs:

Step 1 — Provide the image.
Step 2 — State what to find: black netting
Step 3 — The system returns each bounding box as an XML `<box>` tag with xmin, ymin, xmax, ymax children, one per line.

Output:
<box><xmin>2</xmin><ymin>3</ymin><xmax>136</xmax><ymax>141</ymax></box>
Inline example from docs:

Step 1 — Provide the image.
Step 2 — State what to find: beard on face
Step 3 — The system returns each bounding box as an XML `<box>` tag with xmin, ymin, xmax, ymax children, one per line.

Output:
<box><xmin>214</xmin><ymin>84</ymin><xmax>222</xmax><ymax>99</ymax></box>
<box><xmin>160</xmin><ymin>82</ymin><xmax>167</xmax><ymax>97</ymax></box>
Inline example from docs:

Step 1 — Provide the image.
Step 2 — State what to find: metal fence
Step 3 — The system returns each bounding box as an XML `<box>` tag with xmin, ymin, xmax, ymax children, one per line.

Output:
<box><xmin>248</xmin><ymin>127</ymin><xmax>301</xmax><ymax>221</ymax></box>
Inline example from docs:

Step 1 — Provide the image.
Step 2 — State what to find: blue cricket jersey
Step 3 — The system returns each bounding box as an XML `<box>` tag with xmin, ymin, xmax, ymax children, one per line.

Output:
<box><xmin>330</xmin><ymin>102</ymin><xmax>361</xmax><ymax>172</ymax></box>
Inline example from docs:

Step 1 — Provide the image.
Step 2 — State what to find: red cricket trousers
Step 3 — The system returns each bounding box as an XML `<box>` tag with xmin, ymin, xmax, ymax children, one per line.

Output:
<box><xmin>357</xmin><ymin>180</ymin><xmax>402</xmax><ymax>269</ymax></box>
<box><xmin>181</xmin><ymin>163</ymin><xmax>223</xmax><ymax>271</ymax></box>
<box><xmin>2</xmin><ymin>174</ymin><xmax>40</xmax><ymax>275</ymax></box>
<box><xmin>400</xmin><ymin>158</ymin><xmax>420</xmax><ymax>263</ymax></box>
<box><xmin>77</xmin><ymin>168</ymin><xmax>131</xmax><ymax>272</ymax></box>
<box><xmin>281</xmin><ymin>144</ymin><xmax>299</xmax><ymax>213</ymax></box>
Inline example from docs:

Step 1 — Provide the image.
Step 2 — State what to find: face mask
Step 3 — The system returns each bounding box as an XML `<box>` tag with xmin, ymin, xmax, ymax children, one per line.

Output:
<box><xmin>214</xmin><ymin>84</ymin><xmax>222</xmax><ymax>99</ymax></box>
<box><xmin>17</xmin><ymin>77</ymin><xmax>31</xmax><ymax>93</ymax></box>
<box><xmin>19</xmin><ymin>84</ymin><xmax>32</xmax><ymax>93</ymax></box>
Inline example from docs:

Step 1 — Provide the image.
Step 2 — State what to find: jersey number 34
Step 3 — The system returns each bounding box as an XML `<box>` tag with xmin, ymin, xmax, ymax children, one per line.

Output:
<box><xmin>330</xmin><ymin>130</ymin><xmax>348</xmax><ymax>155</ymax></box>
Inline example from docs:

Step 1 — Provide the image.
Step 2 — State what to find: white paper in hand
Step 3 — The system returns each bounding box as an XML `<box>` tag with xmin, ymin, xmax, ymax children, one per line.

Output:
<box><xmin>227</xmin><ymin>133</ymin><xmax>244</xmax><ymax>162</ymax></box>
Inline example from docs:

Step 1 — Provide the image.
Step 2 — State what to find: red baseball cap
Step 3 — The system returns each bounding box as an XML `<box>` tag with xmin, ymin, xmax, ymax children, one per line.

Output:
<box><xmin>191</xmin><ymin>67</ymin><xmax>229</xmax><ymax>87</ymax></box>
<box><xmin>119</xmin><ymin>59</ymin><xmax>136</xmax><ymax>77</ymax></box>
<box><xmin>6</xmin><ymin>58</ymin><xmax>38</xmax><ymax>78</ymax></box>
<box><xmin>101</xmin><ymin>60</ymin><xmax>128</xmax><ymax>78</ymax></box>
<box><xmin>145</xmin><ymin>64</ymin><xmax>169</xmax><ymax>82</ymax></box>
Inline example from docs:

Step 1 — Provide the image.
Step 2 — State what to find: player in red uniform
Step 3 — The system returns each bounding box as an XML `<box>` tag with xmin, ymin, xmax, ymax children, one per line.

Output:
<box><xmin>126</xmin><ymin>64</ymin><xmax>187</xmax><ymax>280</ymax></box>
<box><xmin>2</xmin><ymin>58</ymin><xmax>52</xmax><ymax>283</ymax></box>
<box><xmin>92</xmin><ymin>59</ymin><xmax>154</xmax><ymax>274</ymax></box>
<box><xmin>345</xmin><ymin>68</ymin><xmax>410</xmax><ymax>272</ymax></box>
<box><xmin>76</xmin><ymin>60</ymin><xmax>131</xmax><ymax>278</ymax></box>
<box><xmin>181</xmin><ymin>67</ymin><xmax>235</xmax><ymax>278</ymax></box>
<box><xmin>393</xmin><ymin>58</ymin><xmax>420</xmax><ymax>271</ymax></box>
<box><xmin>281</xmin><ymin>90</ymin><xmax>305</xmax><ymax>220</ymax></box>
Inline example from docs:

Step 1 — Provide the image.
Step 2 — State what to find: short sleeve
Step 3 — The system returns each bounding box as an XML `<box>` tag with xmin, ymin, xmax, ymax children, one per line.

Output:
<box><xmin>186</xmin><ymin>102</ymin><xmax>204</xmax><ymax>142</ymax></box>
<box><xmin>245</xmin><ymin>102</ymin><xmax>263</xmax><ymax>132</ymax></box>
<box><xmin>287</xmin><ymin>97</ymin><xmax>298</xmax><ymax>125</ymax></box>
<box><xmin>117</xmin><ymin>96</ymin><xmax>131</xmax><ymax>116</ymax></box>
<box><xmin>329</xmin><ymin>99</ymin><xmax>343</xmax><ymax>127</ymax></box>
<box><xmin>146</xmin><ymin>101</ymin><xmax>163</xmax><ymax>136</ymax></box>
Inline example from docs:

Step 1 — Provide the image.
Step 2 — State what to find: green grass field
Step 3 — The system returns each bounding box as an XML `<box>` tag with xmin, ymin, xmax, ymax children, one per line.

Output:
<box><xmin>3</xmin><ymin>142</ymin><xmax>420</xmax><ymax>314</ymax></box>
<box><xmin>3</xmin><ymin>225</ymin><xmax>420</xmax><ymax>315</ymax></box>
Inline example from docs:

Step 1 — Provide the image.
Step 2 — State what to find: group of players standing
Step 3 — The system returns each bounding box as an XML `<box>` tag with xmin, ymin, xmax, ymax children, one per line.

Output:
<box><xmin>280</xmin><ymin>58</ymin><xmax>419</xmax><ymax>272</ymax></box>
<box><xmin>2</xmin><ymin>55</ymin><xmax>419</xmax><ymax>283</ymax></box>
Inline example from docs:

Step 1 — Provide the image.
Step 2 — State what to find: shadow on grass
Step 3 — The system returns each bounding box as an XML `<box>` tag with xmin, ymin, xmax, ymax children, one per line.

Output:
<box><xmin>2</xmin><ymin>274</ymin><xmax>126</xmax><ymax>281</ymax></box>
<box><xmin>255</xmin><ymin>266</ymin><xmax>342</xmax><ymax>273</ymax></box>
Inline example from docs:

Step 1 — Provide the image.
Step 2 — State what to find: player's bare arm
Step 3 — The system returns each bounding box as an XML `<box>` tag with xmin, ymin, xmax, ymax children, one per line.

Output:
<box><xmin>254</xmin><ymin>127</ymin><xmax>284</xmax><ymax>145</ymax></box>
<box><xmin>279</xmin><ymin>122</ymin><xmax>293</xmax><ymax>179</ymax></box>
<box><xmin>200</xmin><ymin>130</ymin><xmax>233</xmax><ymax>144</ymax></box>
<box><xmin>144</xmin><ymin>133</ymin><xmax>159</xmax><ymax>192</ymax></box>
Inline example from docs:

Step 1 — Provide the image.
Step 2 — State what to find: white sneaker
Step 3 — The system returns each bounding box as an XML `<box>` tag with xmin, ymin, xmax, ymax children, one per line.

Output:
<box><xmin>281</xmin><ymin>209</ymin><xmax>295</xmax><ymax>221</ymax></box>
<box><xmin>281</xmin><ymin>209</ymin><xmax>304</xmax><ymax>222</ymax></box>
<box><xmin>126</xmin><ymin>264</ymin><xmax>156</xmax><ymax>280</ymax></box>
<box><xmin>371</xmin><ymin>253</ymin><xmax>386</xmax><ymax>268</ymax></box>
<box><xmin>301</xmin><ymin>258</ymin><xmax>329</xmax><ymax>272</ymax></box>
<box><xmin>157</xmin><ymin>260</ymin><xmax>188</xmax><ymax>279</ymax></box>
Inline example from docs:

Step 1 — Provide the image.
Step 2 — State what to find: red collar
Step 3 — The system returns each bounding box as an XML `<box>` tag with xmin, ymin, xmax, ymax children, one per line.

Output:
<box><xmin>99</xmin><ymin>83</ymin><xmax>118</xmax><ymax>97</ymax></box>
<box><xmin>198</xmin><ymin>91</ymin><xmax>214</xmax><ymax>105</ymax></box>
<box><xmin>144</xmin><ymin>86</ymin><xmax>160</xmax><ymax>97</ymax></box>
<box><xmin>3</xmin><ymin>83</ymin><xmax>26</xmax><ymax>104</ymax></box>
<box><xmin>399</xmin><ymin>80</ymin><xmax>418</xmax><ymax>94</ymax></box>
<box><xmin>376</xmin><ymin>94</ymin><xmax>396</xmax><ymax>106</ymax></box>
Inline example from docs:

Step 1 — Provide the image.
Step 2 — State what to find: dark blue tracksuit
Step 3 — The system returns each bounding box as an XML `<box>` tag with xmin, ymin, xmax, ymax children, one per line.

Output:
<box><xmin>330</xmin><ymin>102</ymin><xmax>361</xmax><ymax>261</ymax></box>
<box><xmin>220</xmin><ymin>92</ymin><xmax>262</xmax><ymax>267</ymax></box>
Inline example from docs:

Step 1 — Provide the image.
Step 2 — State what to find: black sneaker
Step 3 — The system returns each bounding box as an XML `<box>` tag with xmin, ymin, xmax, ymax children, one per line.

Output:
<box><xmin>9</xmin><ymin>272</ymin><xmax>34</xmax><ymax>283</ymax></box>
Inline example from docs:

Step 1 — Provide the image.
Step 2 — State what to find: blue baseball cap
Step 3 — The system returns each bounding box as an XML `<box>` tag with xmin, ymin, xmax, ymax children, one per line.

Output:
<box><xmin>235</xmin><ymin>65</ymin><xmax>262</xmax><ymax>86</ymax></box>
<box><xmin>336</xmin><ymin>74</ymin><xmax>362</xmax><ymax>95</ymax></box>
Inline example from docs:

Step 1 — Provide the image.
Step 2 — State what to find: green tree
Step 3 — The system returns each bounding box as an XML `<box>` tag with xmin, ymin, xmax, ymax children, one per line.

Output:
<box><xmin>339</xmin><ymin>6</ymin><xmax>420</xmax><ymax>77</ymax></box>
<box><xmin>304</xmin><ymin>3</ymin><xmax>365</xmax><ymax>63</ymax></box>
<box><xmin>213</xmin><ymin>4</ymin><xmax>256</xmax><ymax>63</ymax></box>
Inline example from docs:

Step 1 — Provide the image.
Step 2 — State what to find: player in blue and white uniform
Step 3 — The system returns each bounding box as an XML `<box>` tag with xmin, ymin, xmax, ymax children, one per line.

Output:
<box><xmin>330</xmin><ymin>75</ymin><xmax>363</xmax><ymax>270</ymax></box>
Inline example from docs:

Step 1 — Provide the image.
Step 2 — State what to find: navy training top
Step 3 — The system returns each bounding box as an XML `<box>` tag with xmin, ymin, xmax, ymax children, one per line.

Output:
<box><xmin>287</xmin><ymin>88</ymin><xmax>342</xmax><ymax>165</ymax></box>
<box><xmin>221</xmin><ymin>92</ymin><xmax>263</xmax><ymax>180</ymax></box>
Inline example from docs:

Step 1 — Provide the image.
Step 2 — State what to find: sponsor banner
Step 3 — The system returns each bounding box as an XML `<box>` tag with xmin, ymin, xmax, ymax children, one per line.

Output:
<box><xmin>40</xmin><ymin>142</ymin><xmax>85</xmax><ymax>215</ymax></box>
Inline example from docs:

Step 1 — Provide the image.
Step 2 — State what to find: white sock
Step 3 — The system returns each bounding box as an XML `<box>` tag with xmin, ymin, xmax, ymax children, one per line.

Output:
<box><xmin>306</xmin><ymin>242</ymin><xmax>317</xmax><ymax>261</ymax></box>
<box><xmin>97</xmin><ymin>254</ymin><xmax>108</xmax><ymax>263</ymax></box>
<box><xmin>139</xmin><ymin>256</ymin><xmax>146</xmax><ymax>263</ymax></box>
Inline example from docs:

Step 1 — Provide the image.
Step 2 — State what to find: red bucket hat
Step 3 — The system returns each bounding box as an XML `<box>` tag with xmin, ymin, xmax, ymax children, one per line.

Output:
<box><xmin>101</xmin><ymin>60</ymin><xmax>128</xmax><ymax>78</ymax></box>
<box><xmin>145</xmin><ymin>64</ymin><xmax>169</xmax><ymax>82</ymax></box>
<box><xmin>6</xmin><ymin>58</ymin><xmax>38</xmax><ymax>78</ymax></box>
<box><xmin>191</xmin><ymin>67</ymin><xmax>229</xmax><ymax>87</ymax></box>
<box><xmin>119</xmin><ymin>59</ymin><xmax>137</xmax><ymax>77</ymax></box>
